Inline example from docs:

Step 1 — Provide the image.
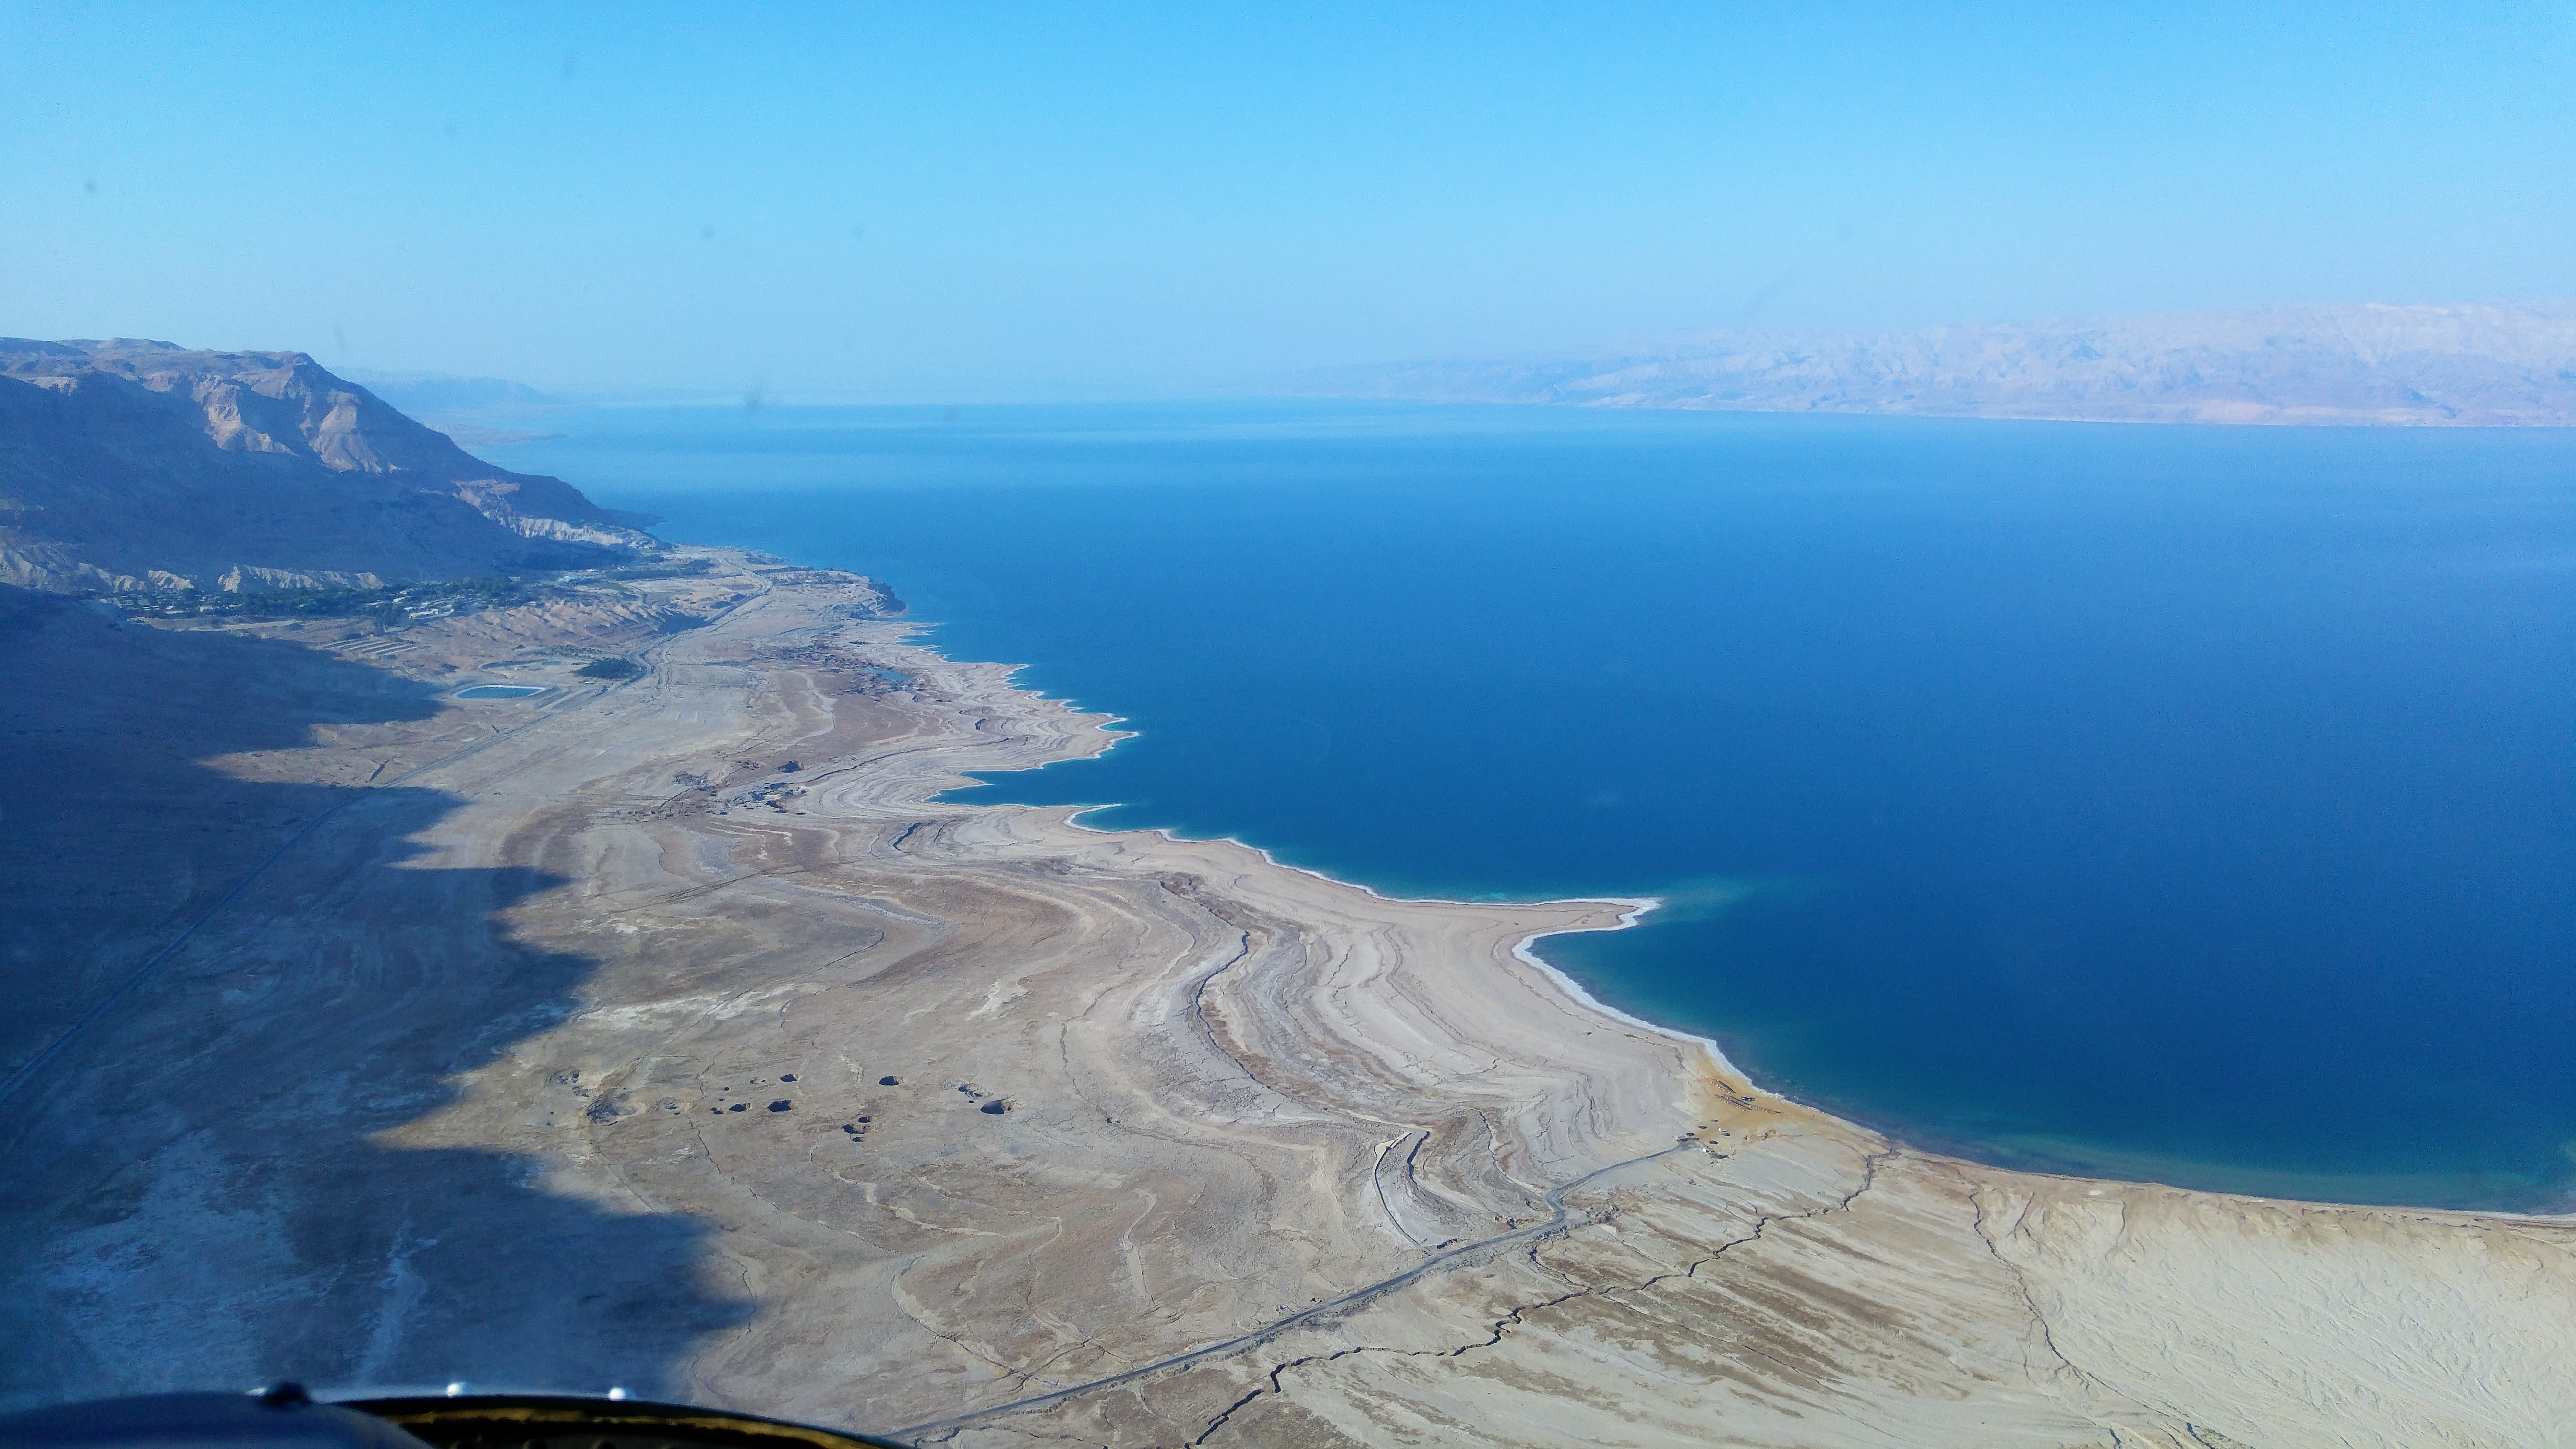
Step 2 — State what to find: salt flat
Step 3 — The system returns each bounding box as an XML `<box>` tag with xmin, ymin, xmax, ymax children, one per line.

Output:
<box><xmin>3</xmin><ymin>550</ymin><xmax>2570</xmax><ymax>1447</ymax></box>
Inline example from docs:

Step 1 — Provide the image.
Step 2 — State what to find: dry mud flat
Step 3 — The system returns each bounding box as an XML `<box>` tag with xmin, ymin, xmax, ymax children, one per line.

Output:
<box><xmin>4</xmin><ymin>551</ymin><xmax>2573</xmax><ymax>1448</ymax></box>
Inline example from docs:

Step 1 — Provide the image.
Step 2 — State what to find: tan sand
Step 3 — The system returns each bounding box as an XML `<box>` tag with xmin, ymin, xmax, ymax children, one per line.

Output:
<box><xmin>4</xmin><ymin>550</ymin><xmax>2571</xmax><ymax>1447</ymax></box>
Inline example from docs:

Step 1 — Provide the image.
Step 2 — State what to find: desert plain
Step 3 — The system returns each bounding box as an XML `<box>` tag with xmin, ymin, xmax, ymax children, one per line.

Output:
<box><xmin>3</xmin><ymin>549</ymin><xmax>2573</xmax><ymax>1449</ymax></box>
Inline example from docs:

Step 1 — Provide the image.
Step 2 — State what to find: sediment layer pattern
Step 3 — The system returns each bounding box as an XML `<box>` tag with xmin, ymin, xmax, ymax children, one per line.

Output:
<box><xmin>3</xmin><ymin>552</ymin><xmax>2570</xmax><ymax>1447</ymax></box>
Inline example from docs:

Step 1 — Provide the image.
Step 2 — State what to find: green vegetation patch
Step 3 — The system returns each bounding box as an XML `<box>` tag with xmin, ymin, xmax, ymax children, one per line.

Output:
<box><xmin>107</xmin><ymin>575</ymin><xmax>545</xmax><ymax>624</ymax></box>
<box><xmin>577</xmin><ymin>656</ymin><xmax>645</xmax><ymax>680</ymax></box>
<box><xmin>600</xmin><ymin>557</ymin><xmax>715</xmax><ymax>581</ymax></box>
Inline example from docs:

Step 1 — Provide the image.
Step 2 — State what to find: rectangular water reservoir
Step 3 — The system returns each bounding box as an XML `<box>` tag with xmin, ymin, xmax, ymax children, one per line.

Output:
<box><xmin>452</xmin><ymin>684</ymin><xmax>552</xmax><ymax>700</ymax></box>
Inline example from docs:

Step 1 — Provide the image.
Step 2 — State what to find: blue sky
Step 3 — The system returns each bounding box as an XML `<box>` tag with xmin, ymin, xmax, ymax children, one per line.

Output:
<box><xmin>5</xmin><ymin>4</ymin><xmax>2571</xmax><ymax>396</ymax></box>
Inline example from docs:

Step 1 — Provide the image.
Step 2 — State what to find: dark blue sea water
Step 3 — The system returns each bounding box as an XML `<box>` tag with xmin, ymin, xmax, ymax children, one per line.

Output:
<box><xmin>489</xmin><ymin>402</ymin><xmax>2576</xmax><ymax>1211</ymax></box>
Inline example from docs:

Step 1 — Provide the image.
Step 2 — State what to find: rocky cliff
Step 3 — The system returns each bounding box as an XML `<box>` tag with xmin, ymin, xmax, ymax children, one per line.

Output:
<box><xmin>0</xmin><ymin>339</ymin><xmax>654</xmax><ymax>593</ymax></box>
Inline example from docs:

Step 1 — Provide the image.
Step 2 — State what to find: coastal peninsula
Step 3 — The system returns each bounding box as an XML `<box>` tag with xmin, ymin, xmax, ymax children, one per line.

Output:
<box><xmin>7</xmin><ymin>541</ymin><xmax>2571</xmax><ymax>1447</ymax></box>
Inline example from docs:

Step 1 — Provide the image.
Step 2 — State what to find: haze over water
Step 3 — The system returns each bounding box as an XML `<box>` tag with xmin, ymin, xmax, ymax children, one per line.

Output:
<box><xmin>494</xmin><ymin>402</ymin><xmax>2576</xmax><ymax>1211</ymax></box>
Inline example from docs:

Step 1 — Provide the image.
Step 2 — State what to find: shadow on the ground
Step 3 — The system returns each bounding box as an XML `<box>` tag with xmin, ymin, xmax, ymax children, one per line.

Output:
<box><xmin>0</xmin><ymin>587</ymin><xmax>750</xmax><ymax>1407</ymax></box>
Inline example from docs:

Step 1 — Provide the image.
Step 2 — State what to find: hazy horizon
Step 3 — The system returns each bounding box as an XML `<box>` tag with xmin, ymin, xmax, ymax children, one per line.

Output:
<box><xmin>8</xmin><ymin>4</ymin><xmax>2574</xmax><ymax>397</ymax></box>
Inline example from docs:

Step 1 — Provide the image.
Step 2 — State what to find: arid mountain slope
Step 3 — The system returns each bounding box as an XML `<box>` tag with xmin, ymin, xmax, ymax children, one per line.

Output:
<box><xmin>0</xmin><ymin>338</ymin><xmax>652</xmax><ymax>593</ymax></box>
<box><xmin>1308</xmin><ymin>302</ymin><xmax>2576</xmax><ymax>425</ymax></box>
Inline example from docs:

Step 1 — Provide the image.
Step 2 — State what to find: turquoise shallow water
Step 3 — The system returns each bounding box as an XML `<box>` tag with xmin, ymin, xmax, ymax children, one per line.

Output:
<box><xmin>490</xmin><ymin>401</ymin><xmax>2576</xmax><ymax>1211</ymax></box>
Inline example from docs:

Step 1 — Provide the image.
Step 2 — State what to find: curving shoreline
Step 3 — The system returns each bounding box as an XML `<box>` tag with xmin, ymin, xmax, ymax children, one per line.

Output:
<box><xmin>956</xmin><ymin>645</ymin><xmax>2569</xmax><ymax>1221</ymax></box>
<box><xmin>618</xmin><ymin>550</ymin><xmax>2576</xmax><ymax>1444</ymax></box>
<box><xmin>1007</xmin><ymin>698</ymin><xmax>1767</xmax><ymax>1116</ymax></box>
<box><xmin>8</xmin><ymin>545</ymin><xmax>2573</xmax><ymax>1445</ymax></box>
<box><xmin>468</xmin><ymin>549</ymin><xmax>2576</xmax><ymax>1444</ymax></box>
<box><xmin>759</xmin><ymin>558</ymin><xmax>2576</xmax><ymax>1446</ymax></box>
<box><xmin>1053</xmin><ymin>813</ymin><xmax>1725</xmax><ymax>1095</ymax></box>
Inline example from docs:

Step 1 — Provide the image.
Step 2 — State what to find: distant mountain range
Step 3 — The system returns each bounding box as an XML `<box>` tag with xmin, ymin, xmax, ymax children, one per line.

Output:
<box><xmin>0</xmin><ymin>339</ymin><xmax>654</xmax><ymax>594</ymax></box>
<box><xmin>335</xmin><ymin>367</ymin><xmax>560</xmax><ymax>416</ymax></box>
<box><xmin>1298</xmin><ymin>303</ymin><xmax>2576</xmax><ymax>426</ymax></box>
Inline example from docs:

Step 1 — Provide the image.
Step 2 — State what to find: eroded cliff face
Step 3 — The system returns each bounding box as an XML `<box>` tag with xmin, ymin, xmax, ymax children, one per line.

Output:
<box><xmin>0</xmin><ymin>338</ymin><xmax>653</xmax><ymax>593</ymax></box>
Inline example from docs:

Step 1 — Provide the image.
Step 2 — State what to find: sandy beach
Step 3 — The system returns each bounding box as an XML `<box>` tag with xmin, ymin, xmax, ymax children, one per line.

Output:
<box><xmin>5</xmin><ymin>547</ymin><xmax>2574</xmax><ymax>1448</ymax></box>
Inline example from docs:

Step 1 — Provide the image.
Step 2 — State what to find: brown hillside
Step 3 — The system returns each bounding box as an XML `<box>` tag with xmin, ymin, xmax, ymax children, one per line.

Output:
<box><xmin>0</xmin><ymin>338</ymin><xmax>653</xmax><ymax>593</ymax></box>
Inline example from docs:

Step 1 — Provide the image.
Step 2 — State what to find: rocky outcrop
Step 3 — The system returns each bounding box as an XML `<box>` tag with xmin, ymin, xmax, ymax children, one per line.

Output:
<box><xmin>0</xmin><ymin>338</ymin><xmax>654</xmax><ymax>593</ymax></box>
